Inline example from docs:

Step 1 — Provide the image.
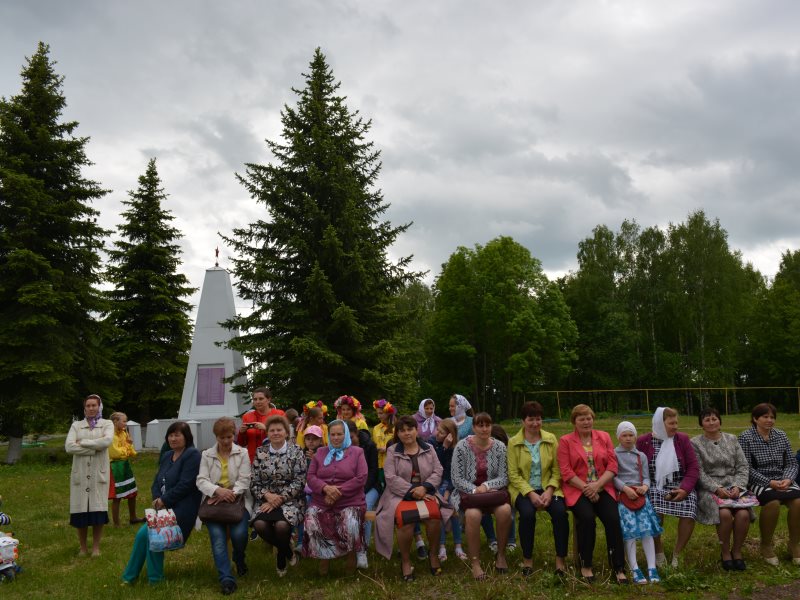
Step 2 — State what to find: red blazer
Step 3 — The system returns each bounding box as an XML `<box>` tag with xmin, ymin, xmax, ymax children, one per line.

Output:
<box><xmin>557</xmin><ymin>429</ymin><xmax>618</xmax><ymax>507</ymax></box>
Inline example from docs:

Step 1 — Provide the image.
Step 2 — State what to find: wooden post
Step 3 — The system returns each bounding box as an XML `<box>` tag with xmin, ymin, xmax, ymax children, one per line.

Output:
<box><xmin>556</xmin><ymin>391</ymin><xmax>562</xmax><ymax>420</ymax></box>
<box><xmin>724</xmin><ymin>388</ymin><xmax>729</xmax><ymax>416</ymax></box>
<box><xmin>645</xmin><ymin>389</ymin><xmax>650</xmax><ymax>413</ymax></box>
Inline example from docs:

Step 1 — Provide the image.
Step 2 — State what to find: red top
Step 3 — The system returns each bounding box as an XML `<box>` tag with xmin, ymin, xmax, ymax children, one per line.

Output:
<box><xmin>557</xmin><ymin>429</ymin><xmax>618</xmax><ymax>507</ymax></box>
<box><xmin>237</xmin><ymin>407</ymin><xmax>286</xmax><ymax>462</ymax></box>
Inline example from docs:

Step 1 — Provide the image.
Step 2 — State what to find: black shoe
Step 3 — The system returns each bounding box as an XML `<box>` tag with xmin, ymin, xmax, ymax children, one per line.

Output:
<box><xmin>615</xmin><ymin>572</ymin><xmax>629</xmax><ymax>585</ymax></box>
<box><xmin>733</xmin><ymin>558</ymin><xmax>746</xmax><ymax>571</ymax></box>
<box><xmin>221</xmin><ymin>580</ymin><xmax>237</xmax><ymax>595</ymax></box>
<box><xmin>249</xmin><ymin>529</ymin><xmax>258</xmax><ymax>541</ymax></box>
<box><xmin>236</xmin><ymin>562</ymin><xmax>248</xmax><ymax>577</ymax></box>
<box><xmin>416</xmin><ymin>545</ymin><xmax>428</xmax><ymax>560</ymax></box>
<box><xmin>521</xmin><ymin>566</ymin><xmax>533</xmax><ymax>577</ymax></box>
<box><xmin>401</xmin><ymin>566</ymin><xmax>415</xmax><ymax>582</ymax></box>
<box><xmin>721</xmin><ymin>559</ymin><xmax>734</xmax><ymax>571</ymax></box>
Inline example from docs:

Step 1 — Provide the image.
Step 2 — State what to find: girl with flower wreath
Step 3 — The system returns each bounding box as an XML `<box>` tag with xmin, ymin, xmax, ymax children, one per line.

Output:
<box><xmin>296</xmin><ymin>401</ymin><xmax>329</xmax><ymax>447</ymax></box>
<box><xmin>335</xmin><ymin>395</ymin><xmax>369</xmax><ymax>431</ymax></box>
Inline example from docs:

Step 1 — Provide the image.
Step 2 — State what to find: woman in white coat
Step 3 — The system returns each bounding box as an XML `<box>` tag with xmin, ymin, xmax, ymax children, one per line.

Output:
<box><xmin>65</xmin><ymin>394</ymin><xmax>114</xmax><ymax>556</ymax></box>
<box><xmin>196</xmin><ymin>417</ymin><xmax>253</xmax><ymax>596</ymax></box>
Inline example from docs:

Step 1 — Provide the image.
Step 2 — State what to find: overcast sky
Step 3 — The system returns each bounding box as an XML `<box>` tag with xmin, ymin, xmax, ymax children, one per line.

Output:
<box><xmin>2</xmin><ymin>1</ymin><xmax>799</xmax><ymax>315</ymax></box>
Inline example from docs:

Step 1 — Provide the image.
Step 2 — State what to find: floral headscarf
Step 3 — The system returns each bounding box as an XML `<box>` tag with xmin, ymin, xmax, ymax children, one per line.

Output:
<box><xmin>84</xmin><ymin>394</ymin><xmax>104</xmax><ymax>430</ymax></box>
<box><xmin>324</xmin><ymin>419</ymin><xmax>352</xmax><ymax>466</ymax></box>
<box><xmin>417</xmin><ymin>398</ymin><xmax>437</xmax><ymax>436</ymax></box>
<box><xmin>452</xmin><ymin>394</ymin><xmax>471</xmax><ymax>422</ymax></box>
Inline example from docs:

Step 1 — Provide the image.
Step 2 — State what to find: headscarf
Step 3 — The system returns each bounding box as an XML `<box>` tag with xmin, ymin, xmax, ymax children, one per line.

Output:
<box><xmin>453</xmin><ymin>394</ymin><xmax>471</xmax><ymax>422</ymax></box>
<box><xmin>616</xmin><ymin>421</ymin><xmax>637</xmax><ymax>439</ymax></box>
<box><xmin>84</xmin><ymin>394</ymin><xmax>104</xmax><ymax>430</ymax></box>
<box><xmin>652</xmin><ymin>407</ymin><xmax>679</xmax><ymax>489</ymax></box>
<box><xmin>323</xmin><ymin>419</ymin><xmax>352</xmax><ymax>466</ymax></box>
<box><xmin>417</xmin><ymin>399</ymin><xmax>437</xmax><ymax>436</ymax></box>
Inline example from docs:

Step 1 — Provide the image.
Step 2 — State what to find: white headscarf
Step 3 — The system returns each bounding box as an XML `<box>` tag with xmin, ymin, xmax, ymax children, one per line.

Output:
<box><xmin>418</xmin><ymin>399</ymin><xmax>437</xmax><ymax>436</ymax></box>
<box><xmin>652</xmin><ymin>407</ymin><xmax>679</xmax><ymax>489</ymax></box>
<box><xmin>616</xmin><ymin>421</ymin><xmax>637</xmax><ymax>439</ymax></box>
<box><xmin>453</xmin><ymin>394</ymin><xmax>471</xmax><ymax>422</ymax></box>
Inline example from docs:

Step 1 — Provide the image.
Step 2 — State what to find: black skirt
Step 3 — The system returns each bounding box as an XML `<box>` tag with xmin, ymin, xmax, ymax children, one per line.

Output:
<box><xmin>253</xmin><ymin>507</ymin><xmax>287</xmax><ymax>523</ymax></box>
<box><xmin>70</xmin><ymin>510</ymin><xmax>109</xmax><ymax>528</ymax></box>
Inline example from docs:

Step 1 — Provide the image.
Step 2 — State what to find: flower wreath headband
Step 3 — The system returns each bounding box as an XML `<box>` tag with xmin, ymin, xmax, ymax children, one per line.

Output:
<box><xmin>335</xmin><ymin>395</ymin><xmax>361</xmax><ymax>412</ymax></box>
<box><xmin>304</xmin><ymin>400</ymin><xmax>329</xmax><ymax>415</ymax></box>
<box><xmin>373</xmin><ymin>398</ymin><xmax>396</xmax><ymax>415</ymax></box>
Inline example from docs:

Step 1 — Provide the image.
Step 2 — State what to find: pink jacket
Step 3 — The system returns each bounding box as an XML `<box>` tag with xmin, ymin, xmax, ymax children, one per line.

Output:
<box><xmin>557</xmin><ymin>429</ymin><xmax>618</xmax><ymax>507</ymax></box>
<box><xmin>306</xmin><ymin>445</ymin><xmax>367</xmax><ymax>510</ymax></box>
<box><xmin>374</xmin><ymin>441</ymin><xmax>453</xmax><ymax>559</ymax></box>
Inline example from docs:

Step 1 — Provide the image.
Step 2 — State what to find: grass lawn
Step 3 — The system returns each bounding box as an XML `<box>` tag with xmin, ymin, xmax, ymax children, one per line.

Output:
<box><xmin>1</xmin><ymin>413</ymin><xmax>799</xmax><ymax>599</ymax></box>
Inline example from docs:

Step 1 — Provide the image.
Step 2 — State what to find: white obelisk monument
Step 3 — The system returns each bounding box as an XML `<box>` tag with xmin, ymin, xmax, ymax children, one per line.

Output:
<box><xmin>158</xmin><ymin>261</ymin><xmax>248</xmax><ymax>449</ymax></box>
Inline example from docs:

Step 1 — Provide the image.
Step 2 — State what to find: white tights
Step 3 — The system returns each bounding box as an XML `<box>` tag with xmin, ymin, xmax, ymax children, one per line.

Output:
<box><xmin>624</xmin><ymin>536</ymin><xmax>656</xmax><ymax>570</ymax></box>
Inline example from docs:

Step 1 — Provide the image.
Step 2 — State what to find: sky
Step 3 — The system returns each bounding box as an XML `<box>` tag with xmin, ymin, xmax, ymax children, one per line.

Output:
<box><xmin>2</xmin><ymin>0</ymin><xmax>799</xmax><ymax>315</ymax></box>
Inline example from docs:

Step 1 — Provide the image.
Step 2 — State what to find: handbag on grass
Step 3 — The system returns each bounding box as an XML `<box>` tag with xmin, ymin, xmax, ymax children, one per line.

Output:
<box><xmin>198</xmin><ymin>494</ymin><xmax>246</xmax><ymax>524</ymax></box>
<box><xmin>395</xmin><ymin>497</ymin><xmax>442</xmax><ymax>527</ymax></box>
<box><xmin>145</xmin><ymin>508</ymin><xmax>184</xmax><ymax>552</ymax></box>
<box><xmin>459</xmin><ymin>488</ymin><xmax>510</xmax><ymax>510</ymax></box>
<box><xmin>618</xmin><ymin>453</ymin><xmax>646</xmax><ymax>511</ymax></box>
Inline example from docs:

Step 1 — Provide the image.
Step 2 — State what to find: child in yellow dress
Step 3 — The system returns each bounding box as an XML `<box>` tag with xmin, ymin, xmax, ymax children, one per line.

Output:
<box><xmin>108</xmin><ymin>412</ymin><xmax>144</xmax><ymax>526</ymax></box>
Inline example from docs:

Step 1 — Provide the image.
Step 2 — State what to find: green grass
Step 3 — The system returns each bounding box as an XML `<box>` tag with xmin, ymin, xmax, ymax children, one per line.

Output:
<box><xmin>1</xmin><ymin>413</ymin><xmax>799</xmax><ymax>599</ymax></box>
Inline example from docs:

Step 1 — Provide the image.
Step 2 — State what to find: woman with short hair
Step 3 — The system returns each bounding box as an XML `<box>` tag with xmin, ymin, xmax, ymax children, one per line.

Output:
<box><xmin>558</xmin><ymin>404</ymin><xmax>626</xmax><ymax>583</ymax></box>
<box><xmin>374</xmin><ymin>415</ymin><xmax>452</xmax><ymax>580</ymax></box>
<box><xmin>507</xmin><ymin>401</ymin><xmax>569</xmax><ymax>576</ymax></box>
<box><xmin>250</xmin><ymin>415</ymin><xmax>307</xmax><ymax>577</ymax></box>
<box><xmin>738</xmin><ymin>403</ymin><xmax>800</xmax><ymax>566</ymax></box>
<box><xmin>690</xmin><ymin>407</ymin><xmax>752</xmax><ymax>571</ymax></box>
<box><xmin>451</xmin><ymin>412</ymin><xmax>511</xmax><ymax>580</ymax></box>
<box><xmin>197</xmin><ymin>417</ymin><xmax>252</xmax><ymax>594</ymax></box>
<box><xmin>121</xmin><ymin>421</ymin><xmax>202</xmax><ymax>584</ymax></box>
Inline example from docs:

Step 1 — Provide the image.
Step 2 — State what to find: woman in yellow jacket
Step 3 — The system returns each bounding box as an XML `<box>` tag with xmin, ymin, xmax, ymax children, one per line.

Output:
<box><xmin>507</xmin><ymin>401</ymin><xmax>569</xmax><ymax>576</ymax></box>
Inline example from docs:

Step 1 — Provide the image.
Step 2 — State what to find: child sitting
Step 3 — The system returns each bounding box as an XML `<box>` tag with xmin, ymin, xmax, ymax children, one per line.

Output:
<box><xmin>614</xmin><ymin>421</ymin><xmax>663</xmax><ymax>584</ymax></box>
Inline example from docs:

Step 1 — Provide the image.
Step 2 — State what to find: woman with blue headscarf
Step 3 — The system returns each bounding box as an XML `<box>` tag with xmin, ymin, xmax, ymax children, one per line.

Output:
<box><xmin>303</xmin><ymin>419</ymin><xmax>367</xmax><ymax>574</ymax></box>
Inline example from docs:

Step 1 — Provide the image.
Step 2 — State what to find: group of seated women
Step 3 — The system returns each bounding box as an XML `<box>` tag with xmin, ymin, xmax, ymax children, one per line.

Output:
<box><xmin>118</xmin><ymin>395</ymin><xmax>800</xmax><ymax>592</ymax></box>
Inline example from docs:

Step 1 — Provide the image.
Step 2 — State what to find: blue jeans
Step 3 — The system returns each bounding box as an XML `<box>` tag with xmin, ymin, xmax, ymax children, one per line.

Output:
<box><xmin>363</xmin><ymin>487</ymin><xmax>380</xmax><ymax>547</ymax></box>
<box><xmin>207</xmin><ymin>512</ymin><xmax>249</xmax><ymax>584</ymax></box>
<box><xmin>481</xmin><ymin>512</ymin><xmax>516</xmax><ymax>544</ymax></box>
<box><xmin>438</xmin><ymin>482</ymin><xmax>462</xmax><ymax>546</ymax></box>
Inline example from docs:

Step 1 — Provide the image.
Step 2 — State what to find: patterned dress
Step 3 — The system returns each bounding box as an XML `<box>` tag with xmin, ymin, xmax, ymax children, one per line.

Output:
<box><xmin>614</xmin><ymin>447</ymin><xmax>663</xmax><ymax>541</ymax></box>
<box><xmin>690</xmin><ymin>433</ymin><xmax>751</xmax><ymax>525</ymax></box>
<box><xmin>250</xmin><ymin>443</ymin><xmax>307</xmax><ymax>526</ymax></box>
<box><xmin>647</xmin><ymin>438</ymin><xmax>698</xmax><ymax>518</ymax></box>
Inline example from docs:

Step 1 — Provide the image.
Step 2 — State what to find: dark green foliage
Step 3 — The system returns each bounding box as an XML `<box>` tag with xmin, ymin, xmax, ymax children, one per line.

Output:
<box><xmin>562</xmin><ymin>211</ymin><xmax>764</xmax><ymax>413</ymax></box>
<box><xmin>426</xmin><ymin>236</ymin><xmax>578</xmax><ymax>419</ymax></box>
<box><xmin>105</xmin><ymin>159</ymin><xmax>195</xmax><ymax>422</ymax></box>
<box><xmin>223</xmin><ymin>49</ymin><xmax>419</xmax><ymax>408</ymax></box>
<box><xmin>0</xmin><ymin>43</ymin><xmax>111</xmax><ymax>442</ymax></box>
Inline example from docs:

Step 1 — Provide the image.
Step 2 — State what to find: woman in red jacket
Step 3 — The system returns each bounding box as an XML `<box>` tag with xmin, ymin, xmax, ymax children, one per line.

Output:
<box><xmin>557</xmin><ymin>404</ymin><xmax>626</xmax><ymax>584</ymax></box>
<box><xmin>237</xmin><ymin>387</ymin><xmax>285</xmax><ymax>462</ymax></box>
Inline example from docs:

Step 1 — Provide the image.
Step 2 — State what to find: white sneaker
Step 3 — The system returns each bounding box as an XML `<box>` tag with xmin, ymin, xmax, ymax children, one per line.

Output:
<box><xmin>356</xmin><ymin>551</ymin><xmax>368</xmax><ymax>569</ymax></box>
<box><xmin>438</xmin><ymin>547</ymin><xmax>447</xmax><ymax>562</ymax></box>
<box><xmin>655</xmin><ymin>552</ymin><xmax>667</xmax><ymax>567</ymax></box>
<box><xmin>489</xmin><ymin>540</ymin><xmax>498</xmax><ymax>554</ymax></box>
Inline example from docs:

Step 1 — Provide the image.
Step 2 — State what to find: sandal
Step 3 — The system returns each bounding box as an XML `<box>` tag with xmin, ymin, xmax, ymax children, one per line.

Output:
<box><xmin>401</xmin><ymin>564</ymin><xmax>415</xmax><ymax>582</ymax></box>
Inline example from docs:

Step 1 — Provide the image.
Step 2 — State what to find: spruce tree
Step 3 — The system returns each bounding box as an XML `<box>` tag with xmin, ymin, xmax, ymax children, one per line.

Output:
<box><xmin>0</xmin><ymin>43</ymin><xmax>109</xmax><ymax>462</ymax></box>
<box><xmin>224</xmin><ymin>48</ymin><xmax>418</xmax><ymax>406</ymax></box>
<box><xmin>106</xmin><ymin>159</ymin><xmax>195</xmax><ymax>422</ymax></box>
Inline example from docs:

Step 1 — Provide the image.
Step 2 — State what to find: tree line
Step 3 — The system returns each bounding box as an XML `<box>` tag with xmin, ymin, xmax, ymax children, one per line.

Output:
<box><xmin>2</xmin><ymin>44</ymin><xmax>798</xmax><ymax>462</ymax></box>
